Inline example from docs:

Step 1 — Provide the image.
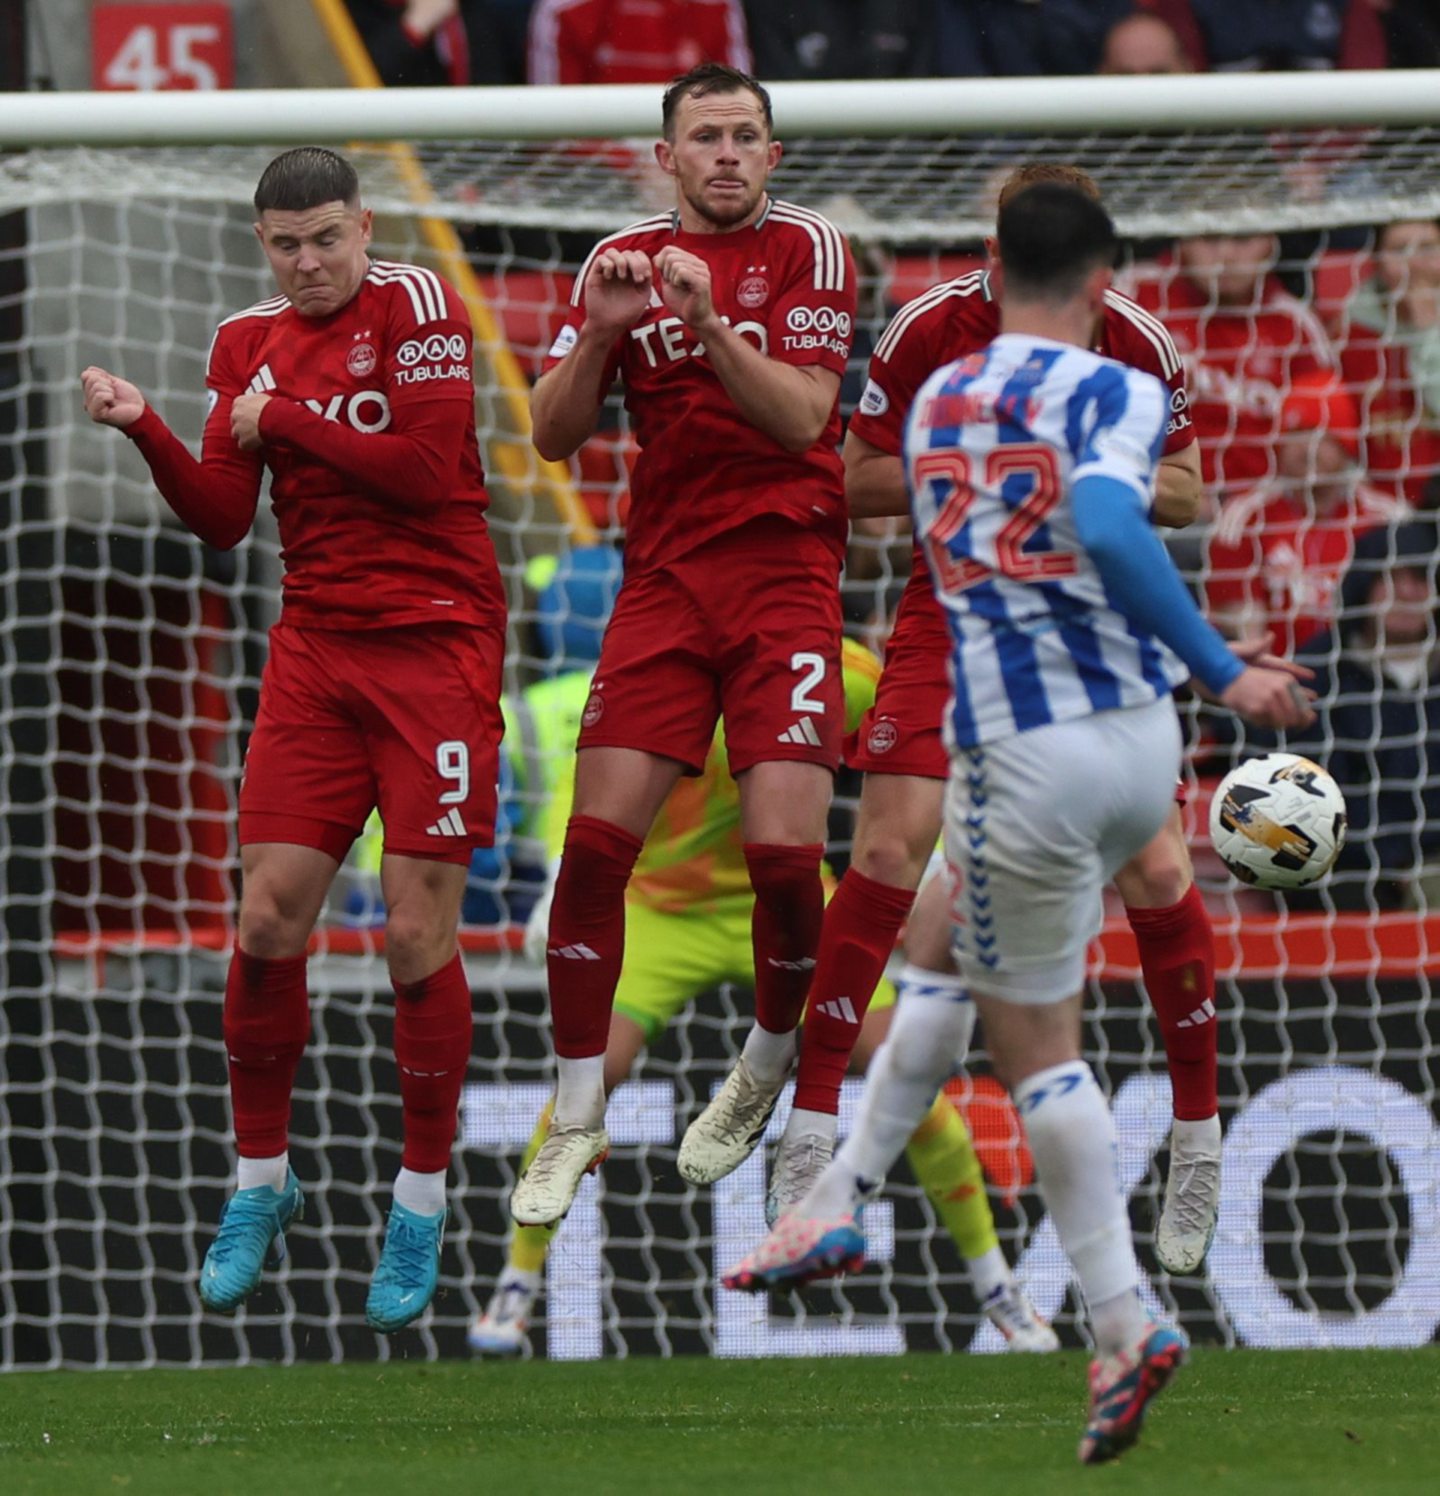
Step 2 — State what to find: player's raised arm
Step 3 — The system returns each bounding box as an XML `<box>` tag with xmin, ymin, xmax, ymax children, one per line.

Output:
<box><xmin>80</xmin><ymin>356</ymin><xmax>263</xmax><ymax>551</ymax></box>
<box><xmin>530</xmin><ymin>248</ymin><xmax>653</xmax><ymax>461</ymax></box>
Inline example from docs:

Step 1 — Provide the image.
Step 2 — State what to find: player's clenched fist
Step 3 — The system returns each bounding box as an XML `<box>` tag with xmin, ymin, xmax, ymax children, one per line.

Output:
<box><xmin>230</xmin><ymin>392</ymin><xmax>272</xmax><ymax>452</ymax></box>
<box><xmin>583</xmin><ymin>248</ymin><xmax>655</xmax><ymax>335</ymax></box>
<box><xmin>654</xmin><ymin>246</ymin><xmax>714</xmax><ymax>330</ymax></box>
<box><xmin>80</xmin><ymin>366</ymin><xmax>145</xmax><ymax>429</ymax></box>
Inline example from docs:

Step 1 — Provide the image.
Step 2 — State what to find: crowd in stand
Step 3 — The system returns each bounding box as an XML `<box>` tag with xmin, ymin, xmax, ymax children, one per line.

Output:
<box><xmin>347</xmin><ymin>0</ymin><xmax>1440</xmax><ymax>88</ymax></box>
<box><xmin>339</xmin><ymin>3</ymin><xmax>1440</xmax><ymax>916</ymax></box>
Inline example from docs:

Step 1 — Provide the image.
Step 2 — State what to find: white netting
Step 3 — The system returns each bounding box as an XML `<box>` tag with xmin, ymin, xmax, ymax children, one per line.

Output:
<box><xmin>3</xmin><ymin>96</ymin><xmax>1439</xmax><ymax>1368</ymax></box>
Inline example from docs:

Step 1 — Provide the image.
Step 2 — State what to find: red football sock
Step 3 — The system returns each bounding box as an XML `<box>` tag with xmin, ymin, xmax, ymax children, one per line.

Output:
<box><xmin>793</xmin><ymin>869</ymin><xmax>917</xmax><ymax>1115</ymax></box>
<box><xmin>546</xmin><ymin>815</ymin><xmax>643</xmax><ymax>1060</ymax></box>
<box><xmin>392</xmin><ymin>952</ymin><xmax>474</xmax><ymax>1173</ymax></box>
<box><xmin>744</xmin><ymin>842</ymin><xmax>826</xmax><ymax>1037</ymax></box>
<box><xmin>1127</xmin><ymin>883</ymin><xmax>1219</xmax><ymax>1122</ymax></box>
<box><xmin>223</xmin><ymin>947</ymin><xmax>310</xmax><ymax>1158</ymax></box>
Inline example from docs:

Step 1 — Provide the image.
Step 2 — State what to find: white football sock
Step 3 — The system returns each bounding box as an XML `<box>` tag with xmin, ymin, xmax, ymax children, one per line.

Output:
<box><xmin>393</xmin><ymin>1166</ymin><xmax>446</xmax><ymax>1217</ymax></box>
<box><xmin>1171</xmin><ymin>1113</ymin><xmax>1222</xmax><ymax>1152</ymax></box>
<box><xmin>967</xmin><ymin>1244</ymin><xmax>1012</xmax><ymax>1303</ymax></box>
<box><xmin>784</xmin><ymin>1107</ymin><xmax>838</xmax><ymax>1147</ymax></box>
<box><xmin>892</xmin><ymin>961</ymin><xmax>971</xmax><ymax>1009</ymax></box>
<box><xmin>236</xmin><ymin>1152</ymin><xmax>288</xmax><ymax>1193</ymax></box>
<box><xmin>802</xmin><ymin>983</ymin><xmax>973</xmax><ymax>1219</ymax></box>
<box><xmin>553</xmin><ymin>1054</ymin><xmax>606</xmax><ymax>1129</ymax></box>
<box><xmin>741</xmin><ymin>1023</ymin><xmax>797</xmax><ymax>1085</ymax></box>
<box><xmin>1012</xmin><ymin>1060</ymin><xmax>1142</xmax><ymax>1355</ymax></box>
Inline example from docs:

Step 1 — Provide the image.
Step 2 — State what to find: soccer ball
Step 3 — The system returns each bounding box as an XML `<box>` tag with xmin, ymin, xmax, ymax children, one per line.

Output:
<box><xmin>1208</xmin><ymin>753</ymin><xmax>1347</xmax><ymax>890</ymax></box>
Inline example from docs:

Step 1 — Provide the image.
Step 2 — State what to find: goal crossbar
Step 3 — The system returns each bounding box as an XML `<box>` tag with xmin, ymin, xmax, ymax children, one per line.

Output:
<box><xmin>7</xmin><ymin>71</ymin><xmax>1440</xmax><ymax>147</ymax></box>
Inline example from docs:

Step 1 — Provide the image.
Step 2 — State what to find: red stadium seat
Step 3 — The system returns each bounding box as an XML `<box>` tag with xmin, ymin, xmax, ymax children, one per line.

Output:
<box><xmin>477</xmin><ymin>267</ymin><xmax>575</xmax><ymax>379</ymax></box>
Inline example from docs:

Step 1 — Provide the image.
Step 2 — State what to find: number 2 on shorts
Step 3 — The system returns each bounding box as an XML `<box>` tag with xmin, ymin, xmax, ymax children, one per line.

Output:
<box><xmin>790</xmin><ymin>651</ymin><xmax>827</xmax><ymax>713</ymax></box>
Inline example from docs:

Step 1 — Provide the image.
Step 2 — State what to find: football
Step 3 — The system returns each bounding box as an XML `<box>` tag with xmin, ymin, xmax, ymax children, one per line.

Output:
<box><xmin>1208</xmin><ymin>753</ymin><xmax>1348</xmax><ymax>889</ymax></box>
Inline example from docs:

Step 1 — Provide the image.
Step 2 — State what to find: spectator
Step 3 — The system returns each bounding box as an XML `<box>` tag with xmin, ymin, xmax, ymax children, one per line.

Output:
<box><xmin>1372</xmin><ymin>0</ymin><xmax>1440</xmax><ymax>68</ymax></box>
<box><xmin>1128</xmin><ymin>233</ymin><xmax>1337</xmax><ymax>501</ymax></box>
<box><xmin>746</xmin><ymin>0</ymin><xmax>932</xmax><ymax>80</ymax></box>
<box><xmin>347</xmin><ymin>0</ymin><xmax>526</xmax><ymax>87</ymax></box>
<box><xmin>1099</xmin><ymin>11</ymin><xmax>1191</xmax><ymax>73</ymax></box>
<box><xmin>1256</xmin><ymin>518</ymin><xmax>1440</xmax><ymax>911</ymax></box>
<box><xmin>1205</xmin><ymin>372</ymin><xmax>1408</xmax><ymax>653</ymax></box>
<box><xmin>1341</xmin><ymin>218</ymin><xmax>1440</xmax><ymax>507</ymax></box>
<box><xmin>933</xmin><ymin>0</ymin><xmax>1132</xmax><ymax>77</ymax></box>
<box><xmin>1151</xmin><ymin>0</ymin><xmax>1388</xmax><ymax>71</ymax></box>
<box><xmin>527</xmin><ymin>0</ymin><xmax>750</xmax><ymax>84</ymax></box>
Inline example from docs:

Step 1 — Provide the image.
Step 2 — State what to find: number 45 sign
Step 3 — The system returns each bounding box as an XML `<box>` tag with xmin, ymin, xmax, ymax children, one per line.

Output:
<box><xmin>93</xmin><ymin>4</ymin><xmax>234</xmax><ymax>92</ymax></box>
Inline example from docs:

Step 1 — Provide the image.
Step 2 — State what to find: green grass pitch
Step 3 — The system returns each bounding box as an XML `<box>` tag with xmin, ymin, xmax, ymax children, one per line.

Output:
<box><xmin>4</xmin><ymin>1348</ymin><xmax>1437</xmax><ymax>1496</ymax></box>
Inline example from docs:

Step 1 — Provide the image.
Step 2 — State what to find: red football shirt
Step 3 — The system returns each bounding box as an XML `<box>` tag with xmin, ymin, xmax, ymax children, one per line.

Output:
<box><xmin>544</xmin><ymin>199</ymin><xmax>857</xmax><ymax>573</ymax></box>
<box><xmin>849</xmin><ymin>269</ymin><xmax>1194</xmax><ymax>613</ymax></box>
<box><xmin>1205</xmin><ymin>479</ymin><xmax>1409</xmax><ymax>654</ymax></box>
<box><xmin>527</xmin><ymin>0</ymin><xmax>751</xmax><ymax>84</ymax></box>
<box><xmin>1128</xmin><ymin>262</ymin><xmax>1336</xmax><ymax>494</ymax></box>
<box><xmin>127</xmin><ymin>260</ymin><xmax>503</xmax><ymax>631</ymax></box>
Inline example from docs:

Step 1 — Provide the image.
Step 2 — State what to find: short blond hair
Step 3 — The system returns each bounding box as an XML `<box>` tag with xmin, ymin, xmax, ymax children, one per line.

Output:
<box><xmin>996</xmin><ymin>163</ymin><xmax>1102</xmax><ymax>216</ymax></box>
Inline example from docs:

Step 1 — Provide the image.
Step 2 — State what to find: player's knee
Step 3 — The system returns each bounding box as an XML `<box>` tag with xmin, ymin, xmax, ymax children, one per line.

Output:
<box><xmin>1115</xmin><ymin>828</ymin><xmax>1192</xmax><ymax>910</ymax></box>
<box><xmin>237</xmin><ymin>888</ymin><xmax>312</xmax><ymax>959</ymax></box>
<box><xmin>852</xmin><ymin>830</ymin><xmax>928</xmax><ymax>891</ymax></box>
<box><xmin>383</xmin><ymin>905</ymin><xmax>453</xmax><ymax>983</ymax></box>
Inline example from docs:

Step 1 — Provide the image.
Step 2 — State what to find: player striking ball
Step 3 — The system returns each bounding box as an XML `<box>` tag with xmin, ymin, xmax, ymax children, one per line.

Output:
<box><xmin>511</xmin><ymin>63</ymin><xmax>857</xmax><ymax>1228</ymax></box>
<box><xmin>725</xmin><ymin>183</ymin><xmax>1313</xmax><ymax>1462</ymax></box>
<box><xmin>81</xmin><ymin>148</ymin><xmax>505</xmax><ymax>1333</ymax></box>
<box><xmin>762</xmin><ymin>164</ymin><xmax>1226</xmax><ymax>1277</ymax></box>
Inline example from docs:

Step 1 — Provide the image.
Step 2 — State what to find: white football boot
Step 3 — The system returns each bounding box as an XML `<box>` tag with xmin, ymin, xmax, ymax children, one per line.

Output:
<box><xmin>467</xmin><ymin>1270</ymin><xmax>540</xmax><ymax>1357</ymax></box>
<box><xmin>1155</xmin><ymin>1114</ymin><xmax>1222</xmax><ymax>1275</ymax></box>
<box><xmin>509</xmin><ymin>1123</ymin><xmax>609</xmax><ymax>1227</ymax></box>
<box><xmin>678</xmin><ymin>1057</ymin><xmax>786</xmax><ymax>1184</ymax></box>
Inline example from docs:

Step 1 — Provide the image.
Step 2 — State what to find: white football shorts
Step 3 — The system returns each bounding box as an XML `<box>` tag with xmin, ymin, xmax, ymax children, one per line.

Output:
<box><xmin>943</xmin><ymin>697</ymin><xmax>1182</xmax><ymax>1004</ymax></box>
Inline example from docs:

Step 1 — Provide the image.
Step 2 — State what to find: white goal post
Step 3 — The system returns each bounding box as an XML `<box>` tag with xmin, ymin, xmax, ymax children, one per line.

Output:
<box><xmin>2</xmin><ymin>73</ymin><xmax>1439</xmax><ymax>1369</ymax></box>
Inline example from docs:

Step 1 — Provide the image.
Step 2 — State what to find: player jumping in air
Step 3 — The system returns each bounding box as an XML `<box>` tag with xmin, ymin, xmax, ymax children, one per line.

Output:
<box><xmin>511</xmin><ymin>63</ymin><xmax>857</xmax><ymax>1228</ymax></box>
<box><xmin>471</xmin><ymin>637</ymin><xmax>1055</xmax><ymax>1354</ymax></box>
<box><xmin>725</xmin><ymin>183</ymin><xmax>1313</xmax><ymax>1462</ymax></box>
<box><xmin>81</xmin><ymin>148</ymin><xmax>506</xmax><ymax>1333</ymax></box>
<box><xmin>749</xmin><ymin>164</ymin><xmax>1229</xmax><ymax>1275</ymax></box>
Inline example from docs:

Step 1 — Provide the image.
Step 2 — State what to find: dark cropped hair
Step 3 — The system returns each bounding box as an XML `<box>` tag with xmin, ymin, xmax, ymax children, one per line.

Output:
<box><xmin>662</xmin><ymin>63</ymin><xmax>773</xmax><ymax>140</ymax></box>
<box><xmin>997</xmin><ymin>183</ymin><xmax>1119</xmax><ymax>302</ymax></box>
<box><xmin>253</xmin><ymin>147</ymin><xmax>361</xmax><ymax>215</ymax></box>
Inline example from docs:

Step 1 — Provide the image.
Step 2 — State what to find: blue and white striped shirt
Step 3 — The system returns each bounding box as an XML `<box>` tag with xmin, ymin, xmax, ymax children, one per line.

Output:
<box><xmin>905</xmin><ymin>334</ymin><xmax>1190</xmax><ymax>749</ymax></box>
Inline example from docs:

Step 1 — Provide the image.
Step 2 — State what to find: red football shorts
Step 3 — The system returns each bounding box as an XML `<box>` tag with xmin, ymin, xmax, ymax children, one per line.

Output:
<box><xmin>846</xmin><ymin>570</ymin><xmax>950</xmax><ymax>780</ymax></box>
<box><xmin>239</xmin><ymin>620</ymin><xmax>504</xmax><ymax>865</ymax></box>
<box><xmin>579</xmin><ymin>517</ymin><xmax>844</xmax><ymax>775</ymax></box>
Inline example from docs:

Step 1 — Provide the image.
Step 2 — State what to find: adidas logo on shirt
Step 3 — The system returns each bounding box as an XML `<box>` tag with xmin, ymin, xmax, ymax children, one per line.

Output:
<box><xmin>247</xmin><ymin>363</ymin><xmax>277</xmax><ymax>395</ymax></box>
<box><xmin>426</xmin><ymin>807</ymin><xmax>467</xmax><ymax>837</ymax></box>
<box><xmin>777</xmin><ymin>717</ymin><xmax>822</xmax><ymax>747</ymax></box>
<box><xmin>816</xmin><ymin>996</ymin><xmax>859</xmax><ymax>1024</ymax></box>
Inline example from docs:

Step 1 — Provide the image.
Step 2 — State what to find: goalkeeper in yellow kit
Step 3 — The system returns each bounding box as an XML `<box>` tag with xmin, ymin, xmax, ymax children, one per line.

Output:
<box><xmin>469</xmin><ymin>634</ymin><xmax>1056</xmax><ymax>1356</ymax></box>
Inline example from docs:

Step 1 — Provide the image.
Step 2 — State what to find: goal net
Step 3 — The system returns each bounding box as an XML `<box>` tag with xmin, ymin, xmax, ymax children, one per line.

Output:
<box><xmin>3</xmin><ymin>77</ymin><xmax>1438</xmax><ymax>1369</ymax></box>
